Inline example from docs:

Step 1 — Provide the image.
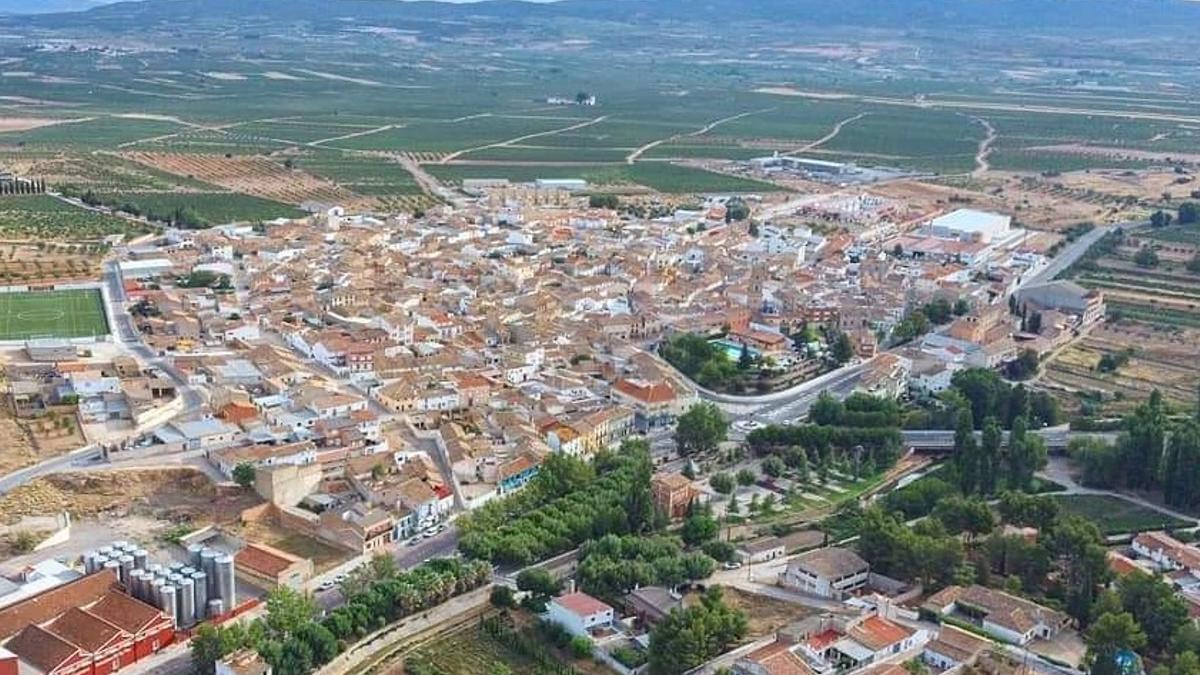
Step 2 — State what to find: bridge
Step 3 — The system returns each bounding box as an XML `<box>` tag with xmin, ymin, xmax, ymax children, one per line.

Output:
<box><xmin>901</xmin><ymin>427</ymin><xmax>1118</xmax><ymax>452</ymax></box>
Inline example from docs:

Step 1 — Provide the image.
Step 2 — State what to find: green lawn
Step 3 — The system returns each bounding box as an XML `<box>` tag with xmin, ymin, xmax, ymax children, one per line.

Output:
<box><xmin>0</xmin><ymin>289</ymin><xmax>109</xmax><ymax>340</ymax></box>
<box><xmin>1051</xmin><ymin>494</ymin><xmax>1190</xmax><ymax>535</ymax></box>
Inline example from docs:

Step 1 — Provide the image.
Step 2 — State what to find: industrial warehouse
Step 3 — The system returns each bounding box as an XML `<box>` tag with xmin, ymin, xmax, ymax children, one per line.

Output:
<box><xmin>0</xmin><ymin>539</ymin><xmax>243</xmax><ymax>675</ymax></box>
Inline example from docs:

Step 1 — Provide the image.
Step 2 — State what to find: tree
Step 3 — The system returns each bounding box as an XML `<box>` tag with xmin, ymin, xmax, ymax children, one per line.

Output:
<box><xmin>1162</xmin><ymin>419</ymin><xmax>1200</xmax><ymax>509</ymax></box>
<box><xmin>709</xmin><ymin>472</ymin><xmax>734</xmax><ymax>494</ymax></box>
<box><xmin>231</xmin><ymin>458</ymin><xmax>258</xmax><ymax>485</ymax></box>
<box><xmin>265</xmin><ymin>587</ymin><xmax>317</xmax><ymax>638</ymax></box>
<box><xmin>762</xmin><ymin>455</ymin><xmax>786</xmax><ymax>478</ymax></box>
<box><xmin>1120</xmin><ymin>571</ymin><xmax>1190</xmax><ymax>654</ymax></box>
<box><xmin>517</xmin><ymin>568</ymin><xmax>563</xmax><ymax>612</ymax></box>
<box><xmin>1087</xmin><ymin>612</ymin><xmax>1147</xmax><ymax>675</ymax></box>
<box><xmin>1150</xmin><ymin>210</ymin><xmax>1173</xmax><ymax>228</ymax></box>
<box><xmin>953</xmin><ymin>298</ymin><xmax>971</xmax><ymax>316</ymax></box>
<box><xmin>1135</xmin><ymin>246</ymin><xmax>1160</xmax><ymax>268</ymax></box>
<box><xmin>589</xmin><ymin>193</ymin><xmax>620</xmax><ymax>209</ymax></box>
<box><xmin>570</xmin><ymin>635</ymin><xmax>594</xmax><ymax>659</ymax></box>
<box><xmin>648</xmin><ymin>588</ymin><xmax>747</xmax><ymax>675</ymax></box>
<box><xmin>1180</xmin><ymin>201</ymin><xmax>1200</xmax><ymax>225</ymax></box>
<box><xmin>829</xmin><ymin>331</ymin><xmax>854</xmax><ymax>365</ymax></box>
<box><xmin>931</xmin><ymin>496</ymin><xmax>995</xmax><ymax>539</ymax></box>
<box><xmin>725</xmin><ymin>200</ymin><xmax>750</xmax><ymax>222</ymax></box>
<box><xmin>736</xmin><ymin>468</ymin><xmax>756</xmax><ymax>486</ymax></box>
<box><xmin>737</xmin><ymin>342</ymin><xmax>754</xmax><ymax>370</ymax></box>
<box><xmin>490</xmin><ymin>585</ymin><xmax>516</xmax><ymax>608</ymax></box>
<box><xmin>675</xmin><ymin>403</ymin><xmax>728</xmax><ymax>456</ymax></box>
<box><xmin>681</xmin><ymin>505</ymin><xmax>719</xmax><ymax>546</ymax></box>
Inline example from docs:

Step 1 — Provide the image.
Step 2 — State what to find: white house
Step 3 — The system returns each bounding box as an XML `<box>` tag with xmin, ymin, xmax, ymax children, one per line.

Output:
<box><xmin>780</xmin><ymin>547</ymin><xmax>869</xmax><ymax>599</ymax></box>
<box><xmin>544</xmin><ymin>592</ymin><xmax>614</xmax><ymax>640</ymax></box>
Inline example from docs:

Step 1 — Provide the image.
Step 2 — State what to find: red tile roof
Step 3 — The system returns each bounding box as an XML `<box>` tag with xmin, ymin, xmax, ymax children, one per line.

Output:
<box><xmin>236</xmin><ymin>542</ymin><xmax>303</xmax><ymax>578</ymax></box>
<box><xmin>0</xmin><ymin>570</ymin><xmax>118</xmax><ymax>640</ymax></box>
<box><xmin>45</xmin><ymin>607</ymin><xmax>124</xmax><ymax>653</ymax></box>
<box><xmin>86</xmin><ymin>590</ymin><xmax>166</xmax><ymax>634</ymax></box>
<box><xmin>553</xmin><ymin>592</ymin><xmax>612</xmax><ymax>618</ymax></box>
<box><xmin>6</xmin><ymin>624</ymin><xmax>81</xmax><ymax>673</ymax></box>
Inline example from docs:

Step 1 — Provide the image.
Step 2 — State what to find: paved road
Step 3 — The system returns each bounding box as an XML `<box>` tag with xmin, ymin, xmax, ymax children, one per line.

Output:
<box><xmin>717</xmin><ymin>363</ymin><xmax>870</xmax><ymax>429</ymax></box>
<box><xmin>1019</xmin><ymin>222</ymin><xmax>1127</xmax><ymax>291</ymax></box>
<box><xmin>900</xmin><ymin>427</ymin><xmax>1120</xmax><ymax>451</ymax></box>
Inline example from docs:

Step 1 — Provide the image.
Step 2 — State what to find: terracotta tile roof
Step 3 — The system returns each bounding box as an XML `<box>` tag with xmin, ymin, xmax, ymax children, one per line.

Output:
<box><xmin>553</xmin><ymin>592</ymin><xmax>612</xmax><ymax>618</ymax></box>
<box><xmin>46</xmin><ymin>607</ymin><xmax>124</xmax><ymax>653</ymax></box>
<box><xmin>613</xmin><ymin>378</ymin><xmax>676</xmax><ymax>405</ymax></box>
<box><xmin>742</xmin><ymin>641</ymin><xmax>815</xmax><ymax>675</ymax></box>
<box><xmin>86</xmin><ymin>590</ymin><xmax>166</xmax><ymax>634</ymax></box>
<box><xmin>236</xmin><ymin>542</ymin><xmax>303</xmax><ymax>578</ymax></box>
<box><xmin>849</xmin><ymin>615</ymin><xmax>913</xmax><ymax>652</ymax></box>
<box><xmin>926</xmin><ymin>624</ymin><xmax>991</xmax><ymax>663</ymax></box>
<box><xmin>0</xmin><ymin>569</ymin><xmax>118</xmax><ymax>640</ymax></box>
<box><xmin>6</xmin><ymin>624</ymin><xmax>80</xmax><ymax>672</ymax></box>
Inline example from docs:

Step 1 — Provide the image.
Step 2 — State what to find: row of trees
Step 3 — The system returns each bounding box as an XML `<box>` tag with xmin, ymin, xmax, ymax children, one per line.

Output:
<box><xmin>920</xmin><ymin>368</ymin><xmax>1061</xmax><ymax>431</ymax></box>
<box><xmin>953</xmin><ymin>410</ymin><xmax>1048</xmax><ymax>495</ymax></box>
<box><xmin>457</xmin><ymin>441</ymin><xmax>654</xmax><ymax>565</ymax></box>
<box><xmin>60</xmin><ymin>186</ymin><xmax>210</xmax><ymax>229</ymax></box>
<box><xmin>1073</xmin><ymin>390</ymin><xmax>1200</xmax><ymax>509</ymax></box>
<box><xmin>577</xmin><ymin>533</ymin><xmax>715</xmax><ymax>603</ymax></box>
<box><xmin>193</xmin><ymin>556</ymin><xmax>490</xmax><ymax>675</ymax></box>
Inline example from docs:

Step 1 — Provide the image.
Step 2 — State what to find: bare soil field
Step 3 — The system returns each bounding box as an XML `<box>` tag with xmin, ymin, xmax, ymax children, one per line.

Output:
<box><xmin>0</xmin><ymin>468</ymin><xmax>259</xmax><ymax>527</ymax></box>
<box><xmin>237</xmin><ymin>519</ymin><xmax>351</xmax><ymax>573</ymax></box>
<box><xmin>0</xmin><ymin>117</ymin><xmax>81</xmax><ymax>133</ymax></box>
<box><xmin>121</xmin><ymin>151</ymin><xmax>372</xmax><ymax>208</ymax></box>
<box><xmin>706</xmin><ymin>586</ymin><xmax>818</xmax><ymax>638</ymax></box>
<box><xmin>1052</xmin><ymin>168</ymin><xmax>1198</xmax><ymax>202</ymax></box>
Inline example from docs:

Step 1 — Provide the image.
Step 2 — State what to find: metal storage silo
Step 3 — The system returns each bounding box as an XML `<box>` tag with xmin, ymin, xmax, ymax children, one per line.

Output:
<box><xmin>118</xmin><ymin>555</ymin><xmax>134</xmax><ymax>585</ymax></box>
<box><xmin>128</xmin><ymin>569</ymin><xmax>145</xmax><ymax>601</ymax></box>
<box><xmin>179</xmin><ymin>576</ymin><xmax>196</xmax><ymax>627</ymax></box>
<box><xmin>102</xmin><ymin>560</ymin><xmax>121</xmax><ymax>579</ymax></box>
<box><xmin>160</xmin><ymin>585</ymin><xmax>178</xmax><ymax>627</ymax></box>
<box><xmin>111</xmin><ymin>540</ymin><xmax>129</xmax><ymax>552</ymax></box>
<box><xmin>200</xmin><ymin>550</ymin><xmax>219</xmax><ymax>596</ymax></box>
<box><xmin>191</xmin><ymin>571</ymin><xmax>208</xmax><ymax>618</ymax></box>
<box><xmin>168</xmin><ymin>561</ymin><xmax>185</xmax><ymax>574</ymax></box>
<box><xmin>147</xmin><ymin>562</ymin><xmax>163</xmax><ymax>577</ymax></box>
<box><xmin>133</xmin><ymin>549</ymin><xmax>148</xmax><ymax>570</ymax></box>
<box><xmin>82</xmin><ymin>551</ymin><xmax>97</xmax><ymax>574</ymax></box>
<box><xmin>187</xmin><ymin>543</ymin><xmax>205</xmax><ymax>568</ymax></box>
<box><xmin>206</xmin><ymin>598</ymin><xmax>224</xmax><ymax>619</ymax></box>
<box><xmin>215</xmin><ymin>554</ymin><xmax>235</xmax><ymax>608</ymax></box>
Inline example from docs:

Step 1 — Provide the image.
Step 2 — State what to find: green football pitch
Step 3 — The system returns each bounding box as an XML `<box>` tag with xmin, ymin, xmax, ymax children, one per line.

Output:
<box><xmin>0</xmin><ymin>289</ymin><xmax>110</xmax><ymax>340</ymax></box>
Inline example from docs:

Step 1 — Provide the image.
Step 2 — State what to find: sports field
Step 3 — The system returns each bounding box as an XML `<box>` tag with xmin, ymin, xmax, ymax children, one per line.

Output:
<box><xmin>0</xmin><ymin>289</ymin><xmax>110</xmax><ymax>340</ymax></box>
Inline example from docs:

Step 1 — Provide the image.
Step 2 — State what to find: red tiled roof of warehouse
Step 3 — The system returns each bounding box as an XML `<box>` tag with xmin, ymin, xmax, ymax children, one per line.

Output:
<box><xmin>86</xmin><ymin>589</ymin><xmax>165</xmax><ymax>634</ymax></box>
<box><xmin>0</xmin><ymin>569</ymin><xmax>118</xmax><ymax>640</ymax></box>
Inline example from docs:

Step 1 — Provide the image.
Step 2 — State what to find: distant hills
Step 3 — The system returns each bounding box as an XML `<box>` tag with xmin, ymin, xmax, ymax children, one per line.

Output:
<box><xmin>6</xmin><ymin>0</ymin><xmax>1200</xmax><ymax>31</ymax></box>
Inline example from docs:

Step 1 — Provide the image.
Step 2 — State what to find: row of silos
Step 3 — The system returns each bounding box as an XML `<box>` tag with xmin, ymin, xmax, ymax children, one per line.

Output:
<box><xmin>187</xmin><ymin>544</ymin><xmax>236</xmax><ymax>615</ymax></box>
<box><xmin>82</xmin><ymin>540</ymin><xmax>234</xmax><ymax>629</ymax></box>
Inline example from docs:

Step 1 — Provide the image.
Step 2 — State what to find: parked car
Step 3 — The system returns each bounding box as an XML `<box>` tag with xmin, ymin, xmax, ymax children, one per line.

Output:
<box><xmin>723</xmin><ymin>561</ymin><xmax>743</xmax><ymax>570</ymax></box>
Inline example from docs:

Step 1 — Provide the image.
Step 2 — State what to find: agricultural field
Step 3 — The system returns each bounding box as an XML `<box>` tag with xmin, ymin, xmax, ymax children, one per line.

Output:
<box><xmin>91</xmin><ymin>192</ymin><xmax>304</xmax><ymax>226</ymax></box>
<box><xmin>0</xmin><ymin>195</ymin><xmax>147</xmax><ymax>241</ymax></box>
<box><xmin>1042</xmin><ymin>325</ymin><xmax>1200</xmax><ymax>417</ymax></box>
<box><xmin>0</xmin><ymin>117</ymin><xmax>186</xmax><ymax>149</ymax></box>
<box><xmin>120</xmin><ymin>152</ymin><xmax>357</xmax><ymax>208</ymax></box>
<box><xmin>1050</xmin><ymin>494</ymin><xmax>1190</xmax><ymax>535</ymax></box>
<box><xmin>331</xmin><ymin>115</ymin><xmax>587</xmax><ymax>154</ymax></box>
<box><xmin>0</xmin><ymin>288</ymin><xmax>108</xmax><ymax>340</ymax></box>
<box><xmin>0</xmin><ymin>241</ymin><xmax>106</xmax><ymax>286</ymax></box>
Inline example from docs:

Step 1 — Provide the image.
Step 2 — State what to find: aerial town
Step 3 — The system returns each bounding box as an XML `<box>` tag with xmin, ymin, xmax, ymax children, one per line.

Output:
<box><xmin>1</xmin><ymin>1</ymin><xmax>1200</xmax><ymax>675</ymax></box>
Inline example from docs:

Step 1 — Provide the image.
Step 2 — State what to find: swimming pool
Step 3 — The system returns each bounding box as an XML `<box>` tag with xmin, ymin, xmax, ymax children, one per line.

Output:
<box><xmin>710</xmin><ymin>339</ymin><xmax>759</xmax><ymax>360</ymax></box>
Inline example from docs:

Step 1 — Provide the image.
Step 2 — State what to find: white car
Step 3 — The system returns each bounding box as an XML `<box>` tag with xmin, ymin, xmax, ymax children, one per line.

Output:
<box><xmin>723</xmin><ymin>561</ymin><xmax>743</xmax><ymax>570</ymax></box>
<box><xmin>318</xmin><ymin>580</ymin><xmax>335</xmax><ymax>591</ymax></box>
<box><xmin>407</xmin><ymin>537</ymin><xmax>421</xmax><ymax>546</ymax></box>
